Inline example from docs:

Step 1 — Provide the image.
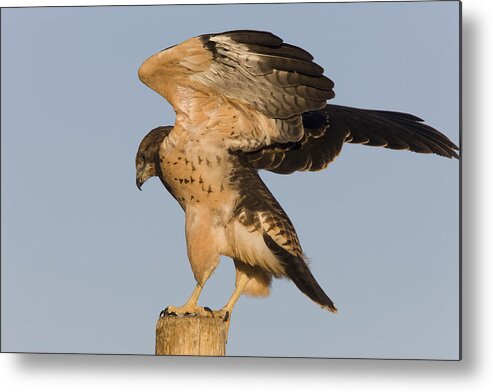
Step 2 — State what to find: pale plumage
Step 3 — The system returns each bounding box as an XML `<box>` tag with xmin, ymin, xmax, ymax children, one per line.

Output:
<box><xmin>135</xmin><ymin>30</ymin><xmax>458</xmax><ymax>320</ymax></box>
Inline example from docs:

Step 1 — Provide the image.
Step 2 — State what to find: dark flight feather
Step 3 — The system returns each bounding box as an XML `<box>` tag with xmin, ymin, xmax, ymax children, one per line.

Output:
<box><xmin>241</xmin><ymin>104</ymin><xmax>459</xmax><ymax>174</ymax></box>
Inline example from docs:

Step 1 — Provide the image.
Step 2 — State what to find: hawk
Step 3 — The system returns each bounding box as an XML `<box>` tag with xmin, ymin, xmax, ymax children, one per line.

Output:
<box><xmin>135</xmin><ymin>30</ymin><xmax>459</xmax><ymax>321</ymax></box>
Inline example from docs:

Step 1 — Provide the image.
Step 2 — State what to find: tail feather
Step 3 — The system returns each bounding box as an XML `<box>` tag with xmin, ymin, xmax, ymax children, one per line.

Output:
<box><xmin>263</xmin><ymin>233</ymin><xmax>337</xmax><ymax>313</ymax></box>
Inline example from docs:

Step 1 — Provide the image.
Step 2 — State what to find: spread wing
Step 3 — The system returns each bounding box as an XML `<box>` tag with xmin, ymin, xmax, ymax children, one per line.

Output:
<box><xmin>241</xmin><ymin>104</ymin><xmax>460</xmax><ymax>174</ymax></box>
<box><xmin>138</xmin><ymin>30</ymin><xmax>334</xmax><ymax>150</ymax></box>
<box><xmin>138</xmin><ymin>29</ymin><xmax>459</xmax><ymax>174</ymax></box>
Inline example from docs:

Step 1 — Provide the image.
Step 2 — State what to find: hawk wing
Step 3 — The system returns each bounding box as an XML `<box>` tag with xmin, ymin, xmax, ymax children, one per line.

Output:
<box><xmin>241</xmin><ymin>104</ymin><xmax>460</xmax><ymax>174</ymax></box>
<box><xmin>138</xmin><ymin>30</ymin><xmax>334</xmax><ymax>150</ymax></box>
<box><xmin>138</xmin><ymin>29</ymin><xmax>458</xmax><ymax>172</ymax></box>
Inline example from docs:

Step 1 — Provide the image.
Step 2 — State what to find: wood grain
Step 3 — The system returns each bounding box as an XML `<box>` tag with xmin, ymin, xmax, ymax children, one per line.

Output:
<box><xmin>155</xmin><ymin>315</ymin><xmax>228</xmax><ymax>356</ymax></box>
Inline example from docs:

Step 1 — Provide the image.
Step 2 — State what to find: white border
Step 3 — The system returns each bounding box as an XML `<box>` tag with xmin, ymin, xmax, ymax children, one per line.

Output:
<box><xmin>2</xmin><ymin>0</ymin><xmax>492</xmax><ymax>391</ymax></box>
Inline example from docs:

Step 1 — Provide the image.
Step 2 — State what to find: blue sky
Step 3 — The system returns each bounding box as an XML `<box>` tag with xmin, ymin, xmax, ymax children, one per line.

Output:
<box><xmin>1</xmin><ymin>1</ymin><xmax>459</xmax><ymax>358</ymax></box>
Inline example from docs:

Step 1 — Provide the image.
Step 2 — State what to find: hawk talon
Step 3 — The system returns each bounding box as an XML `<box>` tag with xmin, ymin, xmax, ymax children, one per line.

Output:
<box><xmin>204</xmin><ymin>306</ymin><xmax>214</xmax><ymax>317</ymax></box>
<box><xmin>212</xmin><ymin>309</ymin><xmax>230</xmax><ymax>322</ymax></box>
<box><xmin>160</xmin><ymin>307</ymin><xmax>177</xmax><ymax>317</ymax></box>
<box><xmin>161</xmin><ymin>304</ymin><xmax>216</xmax><ymax>318</ymax></box>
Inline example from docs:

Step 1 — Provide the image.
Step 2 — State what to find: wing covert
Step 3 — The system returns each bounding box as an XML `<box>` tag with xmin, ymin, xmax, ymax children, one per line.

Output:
<box><xmin>197</xmin><ymin>30</ymin><xmax>334</xmax><ymax>120</ymax></box>
<box><xmin>138</xmin><ymin>30</ymin><xmax>334</xmax><ymax>150</ymax></box>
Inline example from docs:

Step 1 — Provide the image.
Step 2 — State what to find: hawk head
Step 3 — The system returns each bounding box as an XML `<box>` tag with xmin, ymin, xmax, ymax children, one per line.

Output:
<box><xmin>135</xmin><ymin>126</ymin><xmax>172</xmax><ymax>190</ymax></box>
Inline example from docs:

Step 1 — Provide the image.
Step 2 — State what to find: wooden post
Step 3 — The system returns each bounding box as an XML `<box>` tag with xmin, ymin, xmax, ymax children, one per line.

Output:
<box><xmin>155</xmin><ymin>315</ymin><xmax>229</xmax><ymax>356</ymax></box>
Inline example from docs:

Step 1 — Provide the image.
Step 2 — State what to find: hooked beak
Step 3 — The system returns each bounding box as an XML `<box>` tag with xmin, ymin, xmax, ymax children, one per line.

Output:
<box><xmin>136</xmin><ymin>164</ymin><xmax>154</xmax><ymax>191</ymax></box>
<box><xmin>136</xmin><ymin>177</ymin><xmax>143</xmax><ymax>191</ymax></box>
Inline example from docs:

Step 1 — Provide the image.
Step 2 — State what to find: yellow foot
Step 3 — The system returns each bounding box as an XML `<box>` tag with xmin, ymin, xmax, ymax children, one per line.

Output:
<box><xmin>160</xmin><ymin>305</ymin><xmax>214</xmax><ymax>318</ymax></box>
<box><xmin>211</xmin><ymin>309</ymin><xmax>231</xmax><ymax>322</ymax></box>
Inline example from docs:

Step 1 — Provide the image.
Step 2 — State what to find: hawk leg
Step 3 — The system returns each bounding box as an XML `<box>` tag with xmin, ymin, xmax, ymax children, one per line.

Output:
<box><xmin>161</xmin><ymin>283</ymin><xmax>214</xmax><ymax>318</ymax></box>
<box><xmin>213</xmin><ymin>269</ymin><xmax>251</xmax><ymax>321</ymax></box>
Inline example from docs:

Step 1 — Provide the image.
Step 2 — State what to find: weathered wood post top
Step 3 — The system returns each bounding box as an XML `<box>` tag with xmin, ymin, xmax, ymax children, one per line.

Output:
<box><xmin>155</xmin><ymin>315</ymin><xmax>229</xmax><ymax>356</ymax></box>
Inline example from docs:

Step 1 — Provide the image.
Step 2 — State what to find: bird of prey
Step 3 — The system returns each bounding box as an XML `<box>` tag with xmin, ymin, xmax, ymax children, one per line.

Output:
<box><xmin>135</xmin><ymin>30</ymin><xmax>459</xmax><ymax>321</ymax></box>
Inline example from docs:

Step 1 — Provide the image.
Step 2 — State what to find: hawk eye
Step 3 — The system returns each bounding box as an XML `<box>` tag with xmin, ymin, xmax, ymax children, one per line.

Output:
<box><xmin>140</xmin><ymin>153</ymin><xmax>146</xmax><ymax>161</ymax></box>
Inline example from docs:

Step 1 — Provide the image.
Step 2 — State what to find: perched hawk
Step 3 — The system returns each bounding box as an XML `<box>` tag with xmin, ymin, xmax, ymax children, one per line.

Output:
<box><xmin>135</xmin><ymin>30</ymin><xmax>459</xmax><ymax>321</ymax></box>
